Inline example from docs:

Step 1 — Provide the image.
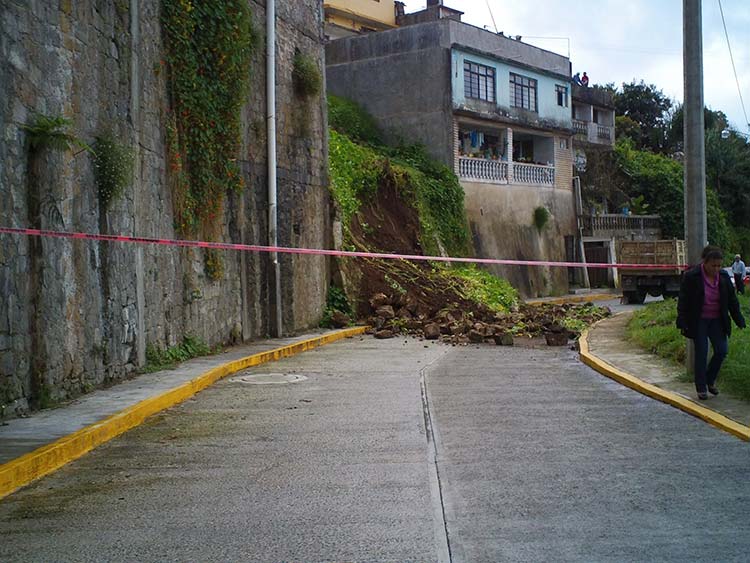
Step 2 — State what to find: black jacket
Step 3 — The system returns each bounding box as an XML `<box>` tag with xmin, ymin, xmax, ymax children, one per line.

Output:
<box><xmin>676</xmin><ymin>266</ymin><xmax>745</xmax><ymax>339</ymax></box>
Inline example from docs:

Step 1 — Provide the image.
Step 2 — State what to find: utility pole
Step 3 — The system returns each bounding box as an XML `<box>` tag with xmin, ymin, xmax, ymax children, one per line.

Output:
<box><xmin>683</xmin><ymin>0</ymin><xmax>706</xmax><ymax>264</ymax></box>
<box><xmin>683</xmin><ymin>0</ymin><xmax>706</xmax><ymax>375</ymax></box>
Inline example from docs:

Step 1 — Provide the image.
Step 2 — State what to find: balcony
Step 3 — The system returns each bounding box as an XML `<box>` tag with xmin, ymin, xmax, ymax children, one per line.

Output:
<box><xmin>458</xmin><ymin>157</ymin><xmax>554</xmax><ymax>186</ymax></box>
<box><xmin>514</xmin><ymin>162</ymin><xmax>555</xmax><ymax>186</ymax></box>
<box><xmin>573</xmin><ymin>119</ymin><xmax>587</xmax><ymax>135</ymax></box>
<box><xmin>573</xmin><ymin>119</ymin><xmax>614</xmax><ymax>146</ymax></box>
<box><xmin>581</xmin><ymin>214</ymin><xmax>662</xmax><ymax>240</ymax></box>
<box><xmin>459</xmin><ymin>157</ymin><xmax>508</xmax><ymax>183</ymax></box>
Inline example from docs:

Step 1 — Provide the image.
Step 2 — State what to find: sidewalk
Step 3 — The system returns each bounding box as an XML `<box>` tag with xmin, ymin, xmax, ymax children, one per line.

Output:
<box><xmin>581</xmin><ymin>312</ymin><xmax>750</xmax><ymax>440</ymax></box>
<box><xmin>0</xmin><ymin>327</ymin><xmax>366</xmax><ymax>498</ymax></box>
<box><xmin>525</xmin><ymin>288</ymin><xmax>619</xmax><ymax>306</ymax></box>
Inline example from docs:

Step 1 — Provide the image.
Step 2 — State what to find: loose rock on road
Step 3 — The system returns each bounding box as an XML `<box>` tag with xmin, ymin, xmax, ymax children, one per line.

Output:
<box><xmin>2</xmin><ymin>337</ymin><xmax>749</xmax><ymax>562</ymax></box>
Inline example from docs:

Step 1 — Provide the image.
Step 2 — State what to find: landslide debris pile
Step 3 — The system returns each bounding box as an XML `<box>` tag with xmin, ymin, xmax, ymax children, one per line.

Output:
<box><xmin>325</xmin><ymin>95</ymin><xmax>611</xmax><ymax>344</ymax></box>
<box><xmin>364</xmin><ymin>292</ymin><xmax>610</xmax><ymax>346</ymax></box>
<box><xmin>326</xmin><ymin>254</ymin><xmax>610</xmax><ymax>346</ymax></box>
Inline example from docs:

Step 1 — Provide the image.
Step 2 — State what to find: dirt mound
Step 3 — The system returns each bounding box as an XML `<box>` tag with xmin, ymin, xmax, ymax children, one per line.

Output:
<box><xmin>364</xmin><ymin>288</ymin><xmax>609</xmax><ymax>346</ymax></box>
<box><xmin>351</xmin><ymin>168</ymin><xmax>423</xmax><ymax>257</ymax></box>
<box><xmin>343</xmin><ymin>167</ymin><xmax>610</xmax><ymax>345</ymax></box>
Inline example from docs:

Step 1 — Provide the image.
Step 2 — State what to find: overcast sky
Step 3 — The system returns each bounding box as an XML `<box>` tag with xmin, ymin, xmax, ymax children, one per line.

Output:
<box><xmin>401</xmin><ymin>0</ymin><xmax>750</xmax><ymax>133</ymax></box>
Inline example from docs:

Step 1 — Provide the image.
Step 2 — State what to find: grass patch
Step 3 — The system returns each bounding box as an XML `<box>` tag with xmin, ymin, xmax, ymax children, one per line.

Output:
<box><xmin>144</xmin><ymin>334</ymin><xmax>217</xmax><ymax>373</ymax></box>
<box><xmin>627</xmin><ymin>296</ymin><xmax>750</xmax><ymax>400</ymax></box>
<box><xmin>328</xmin><ymin>94</ymin><xmax>382</xmax><ymax>145</ymax></box>
<box><xmin>328</xmin><ymin>129</ymin><xmax>383</xmax><ymax>225</ymax></box>
<box><xmin>445</xmin><ymin>265</ymin><xmax>519</xmax><ymax>313</ymax></box>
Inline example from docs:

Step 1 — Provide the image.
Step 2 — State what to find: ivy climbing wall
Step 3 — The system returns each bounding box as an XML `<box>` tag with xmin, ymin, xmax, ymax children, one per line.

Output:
<box><xmin>0</xmin><ymin>0</ymin><xmax>329</xmax><ymax>416</ymax></box>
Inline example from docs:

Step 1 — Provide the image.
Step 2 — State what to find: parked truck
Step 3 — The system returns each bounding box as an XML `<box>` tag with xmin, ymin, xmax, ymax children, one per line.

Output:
<box><xmin>618</xmin><ymin>240</ymin><xmax>686</xmax><ymax>304</ymax></box>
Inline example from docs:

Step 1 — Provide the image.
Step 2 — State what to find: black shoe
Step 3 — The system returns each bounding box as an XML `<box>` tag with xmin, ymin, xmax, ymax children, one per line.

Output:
<box><xmin>697</xmin><ymin>391</ymin><xmax>708</xmax><ymax>400</ymax></box>
<box><xmin>708</xmin><ymin>384</ymin><xmax>719</xmax><ymax>396</ymax></box>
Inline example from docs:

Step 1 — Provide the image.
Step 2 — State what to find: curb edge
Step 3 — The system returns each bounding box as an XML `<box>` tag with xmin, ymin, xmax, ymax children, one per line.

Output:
<box><xmin>579</xmin><ymin>322</ymin><xmax>750</xmax><ymax>442</ymax></box>
<box><xmin>0</xmin><ymin>326</ymin><xmax>368</xmax><ymax>500</ymax></box>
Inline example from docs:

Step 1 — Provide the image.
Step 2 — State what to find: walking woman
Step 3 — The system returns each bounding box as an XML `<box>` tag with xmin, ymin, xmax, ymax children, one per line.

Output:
<box><xmin>677</xmin><ymin>246</ymin><xmax>745</xmax><ymax>400</ymax></box>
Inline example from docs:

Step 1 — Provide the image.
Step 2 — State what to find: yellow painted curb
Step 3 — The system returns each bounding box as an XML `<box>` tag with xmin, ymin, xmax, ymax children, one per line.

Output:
<box><xmin>527</xmin><ymin>293</ymin><xmax>615</xmax><ymax>306</ymax></box>
<box><xmin>0</xmin><ymin>326</ymin><xmax>368</xmax><ymax>500</ymax></box>
<box><xmin>579</xmin><ymin>323</ymin><xmax>750</xmax><ymax>442</ymax></box>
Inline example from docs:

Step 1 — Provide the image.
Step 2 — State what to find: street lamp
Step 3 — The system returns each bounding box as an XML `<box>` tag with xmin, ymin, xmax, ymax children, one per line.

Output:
<box><xmin>721</xmin><ymin>128</ymin><xmax>750</xmax><ymax>140</ymax></box>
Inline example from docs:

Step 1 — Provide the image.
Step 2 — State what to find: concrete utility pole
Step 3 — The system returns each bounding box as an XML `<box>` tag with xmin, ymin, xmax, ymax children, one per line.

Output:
<box><xmin>683</xmin><ymin>0</ymin><xmax>707</xmax><ymax>264</ymax></box>
<box><xmin>683</xmin><ymin>0</ymin><xmax>706</xmax><ymax>375</ymax></box>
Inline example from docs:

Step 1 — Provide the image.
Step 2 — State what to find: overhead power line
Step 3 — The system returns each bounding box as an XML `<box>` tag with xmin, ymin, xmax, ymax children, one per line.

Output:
<box><xmin>718</xmin><ymin>0</ymin><xmax>749</xmax><ymax>131</ymax></box>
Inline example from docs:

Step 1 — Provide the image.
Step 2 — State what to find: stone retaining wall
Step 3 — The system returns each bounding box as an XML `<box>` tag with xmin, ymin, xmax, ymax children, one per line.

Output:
<box><xmin>0</xmin><ymin>0</ymin><xmax>329</xmax><ymax>416</ymax></box>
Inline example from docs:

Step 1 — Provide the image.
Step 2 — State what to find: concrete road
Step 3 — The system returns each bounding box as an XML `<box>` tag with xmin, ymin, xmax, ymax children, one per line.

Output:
<box><xmin>2</xmin><ymin>337</ymin><xmax>750</xmax><ymax>562</ymax></box>
<box><xmin>428</xmin><ymin>344</ymin><xmax>750</xmax><ymax>562</ymax></box>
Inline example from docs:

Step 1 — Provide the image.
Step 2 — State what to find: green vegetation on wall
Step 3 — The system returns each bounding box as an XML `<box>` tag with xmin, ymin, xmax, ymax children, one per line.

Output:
<box><xmin>21</xmin><ymin>114</ymin><xmax>87</xmax><ymax>153</ymax></box>
<box><xmin>161</xmin><ymin>0</ymin><xmax>255</xmax><ymax>239</ymax></box>
<box><xmin>92</xmin><ymin>134</ymin><xmax>134</xmax><ymax>208</ymax></box>
<box><xmin>533</xmin><ymin>206</ymin><xmax>550</xmax><ymax>232</ymax></box>
<box><xmin>292</xmin><ymin>51</ymin><xmax>322</xmax><ymax>98</ymax></box>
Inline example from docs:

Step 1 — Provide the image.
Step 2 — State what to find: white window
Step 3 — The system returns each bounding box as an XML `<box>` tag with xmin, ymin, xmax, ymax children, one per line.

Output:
<box><xmin>556</xmin><ymin>85</ymin><xmax>568</xmax><ymax>107</ymax></box>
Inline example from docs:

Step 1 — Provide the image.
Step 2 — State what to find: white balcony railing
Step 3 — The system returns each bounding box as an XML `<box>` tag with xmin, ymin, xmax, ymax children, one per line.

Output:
<box><xmin>597</xmin><ymin>125</ymin><xmax>611</xmax><ymax>140</ymax></box>
<box><xmin>580</xmin><ymin>214</ymin><xmax>662</xmax><ymax>239</ymax></box>
<box><xmin>459</xmin><ymin>157</ymin><xmax>555</xmax><ymax>186</ymax></box>
<box><xmin>513</xmin><ymin>162</ymin><xmax>555</xmax><ymax>186</ymax></box>
<box><xmin>459</xmin><ymin>157</ymin><xmax>508</xmax><ymax>183</ymax></box>
<box><xmin>573</xmin><ymin>119</ymin><xmax>587</xmax><ymax>135</ymax></box>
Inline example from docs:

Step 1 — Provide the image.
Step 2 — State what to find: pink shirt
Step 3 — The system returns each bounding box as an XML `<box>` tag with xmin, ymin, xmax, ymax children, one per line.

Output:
<box><xmin>701</xmin><ymin>267</ymin><xmax>720</xmax><ymax>319</ymax></box>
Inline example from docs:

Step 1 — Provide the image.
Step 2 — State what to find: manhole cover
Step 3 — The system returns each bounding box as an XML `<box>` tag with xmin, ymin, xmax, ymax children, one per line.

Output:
<box><xmin>231</xmin><ymin>372</ymin><xmax>308</xmax><ymax>385</ymax></box>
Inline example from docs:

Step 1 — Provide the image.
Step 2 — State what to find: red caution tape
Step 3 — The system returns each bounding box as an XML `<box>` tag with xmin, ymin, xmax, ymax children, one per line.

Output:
<box><xmin>0</xmin><ymin>226</ymin><xmax>687</xmax><ymax>270</ymax></box>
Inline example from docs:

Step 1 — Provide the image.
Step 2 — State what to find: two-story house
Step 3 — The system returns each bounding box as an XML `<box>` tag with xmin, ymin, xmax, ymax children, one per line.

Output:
<box><xmin>326</xmin><ymin>10</ymin><xmax>578</xmax><ymax>296</ymax></box>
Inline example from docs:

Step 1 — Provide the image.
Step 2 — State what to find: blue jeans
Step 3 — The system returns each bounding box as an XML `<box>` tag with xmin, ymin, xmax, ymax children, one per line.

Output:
<box><xmin>694</xmin><ymin>318</ymin><xmax>728</xmax><ymax>392</ymax></box>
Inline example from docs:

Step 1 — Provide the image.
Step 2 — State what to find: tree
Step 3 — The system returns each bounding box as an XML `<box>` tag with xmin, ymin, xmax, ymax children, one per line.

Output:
<box><xmin>665</xmin><ymin>105</ymin><xmax>728</xmax><ymax>153</ymax></box>
<box><xmin>705</xmin><ymin>128</ymin><xmax>750</xmax><ymax>225</ymax></box>
<box><xmin>612</xmin><ymin>138</ymin><xmax>733</xmax><ymax>250</ymax></box>
<box><xmin>615</xmin><ymin>115</ymin><xmax>642</xmax><ymax>144</ymax></box>
<box><xmin>614</xmin><ymin>80</ymin><xmax>673</xmax><ymax>151</ymax></box>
